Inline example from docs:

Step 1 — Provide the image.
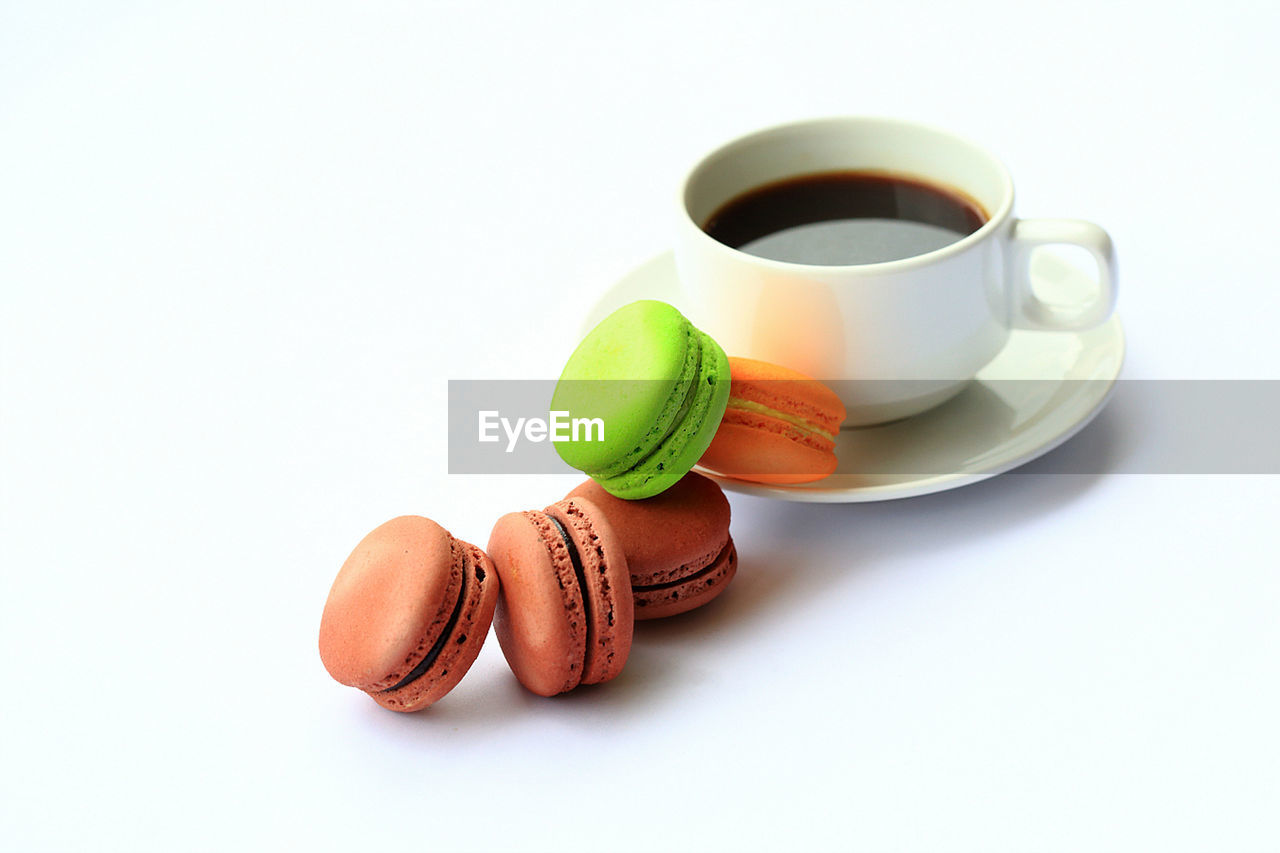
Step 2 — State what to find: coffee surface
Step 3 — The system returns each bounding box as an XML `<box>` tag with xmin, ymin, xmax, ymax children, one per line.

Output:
<box><xmin>702</xmin><ymin>170</ymin><xmax>987</xmax><ymax>265</ymax></box>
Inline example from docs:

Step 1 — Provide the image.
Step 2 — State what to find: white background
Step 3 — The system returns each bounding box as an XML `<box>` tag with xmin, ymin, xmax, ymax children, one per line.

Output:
<box><xmin>3</xmin><ymin>2</ymin><xmax>1278</xmax><ymax>850</ymax></box>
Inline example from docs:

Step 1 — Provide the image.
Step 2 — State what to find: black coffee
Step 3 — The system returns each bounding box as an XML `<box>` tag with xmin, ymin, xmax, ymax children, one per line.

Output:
<box><xmin>701</xmin><ymin>170</ymin><xmax>987</xmax><ymax>265</ymax></box>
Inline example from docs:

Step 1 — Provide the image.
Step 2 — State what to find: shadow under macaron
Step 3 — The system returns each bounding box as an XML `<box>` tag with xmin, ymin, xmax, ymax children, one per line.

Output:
<box><xmin>356</xmin><ymin>413</ymin><xmax>1123</xmax><ymax>732</ymax></box>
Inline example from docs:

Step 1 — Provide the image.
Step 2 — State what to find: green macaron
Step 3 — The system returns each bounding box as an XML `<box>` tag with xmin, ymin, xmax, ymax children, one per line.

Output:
<box><xmin>551</xmin><ymin>300</ymin><xmax>730</xmax><ymax>500</ymax></box>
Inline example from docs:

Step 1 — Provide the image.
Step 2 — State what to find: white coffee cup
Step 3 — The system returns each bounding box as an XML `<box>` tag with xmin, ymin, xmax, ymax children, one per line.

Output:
<box><xmin>674</xmin><ymin>116</ymin><xmax>1117</xmax><ymax>426</ymax></box>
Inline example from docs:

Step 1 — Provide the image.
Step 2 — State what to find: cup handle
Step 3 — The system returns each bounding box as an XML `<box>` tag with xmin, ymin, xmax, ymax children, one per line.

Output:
<box><xmin>1008</xmin><ymin>218</ymin><xmax>1117</xmax><ymax>331</ymax></box>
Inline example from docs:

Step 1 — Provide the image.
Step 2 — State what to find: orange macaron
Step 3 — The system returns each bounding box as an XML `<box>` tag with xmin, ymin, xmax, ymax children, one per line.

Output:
<box><xmin>698</xmin><ymin>357</ymin><xmax>847</xmax><ymax>485</ymax></box>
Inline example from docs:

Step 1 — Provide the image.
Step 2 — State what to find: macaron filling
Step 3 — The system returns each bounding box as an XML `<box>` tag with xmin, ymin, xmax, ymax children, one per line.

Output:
<box><xmin>726</xmin><ymin>397</ymin><xmax>836</xmax><ymax>442</ymax></box>
<box><xmin>627</xmin><ymin>535</ymin><xmax>732</xmax><ymax>589</ymax></box>
<box><xmin>631</xmin><ymin>539</ymin><xmax>735</xmax><ymax>593</ymax></box>
<box><xmin>546</xmin><ymin>513</ymin><xmax>592</xmax><ymax>669</ymax></box>
<box><xmin>633</xmin><ymin>539</ymin><xmax>738</xmax><ymax>619</ymax></box>
<box><xmin>379</xmin><ymin>561</ymin><xmax>475</xmax><ymax>694</ymax></box>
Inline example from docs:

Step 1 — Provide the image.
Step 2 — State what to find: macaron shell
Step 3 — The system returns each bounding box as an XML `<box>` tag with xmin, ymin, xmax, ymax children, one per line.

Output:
<box><xmin>725</xmin><ymin>357</ymin><xmax>846</xmax><ymax>436</ymax></box>
<box><xmin>488</xmin><ymin>510</ymin><xmax>588</xmax><ymax>697</ymax></box>
<box><xmin>568</xmin><ymin>473</ymin><xmax>730</xmax><ymax>587</ymax></box>
<box><xmin>319</xmin><ymin>516</ymin><xmax>462</xmax><ymax>691</ymax></box>
<box><xmin>634</xmin><ymin>538</ymin><xmax>738</xmax><ymax>620</ymax></box>
<box><xmin>544</xmin><ymin>498</ymin><xmax>633</xmax><ymax>685</ymax></box>
<box><xmin>698</xmin><ymin>357</ymin><xmax>846</xmax><ymax>485</ymax></box>
<box><xmin>551</xmin><ymin>300</ymin><xmax>695</xmax><ymax>478</ymax></box>
<box><xmin>595</xmin><ymin>328</ymin><xmax>731</xmax><ymax>499</ymax></box>
<box><xmin>700</xmin><ymin>415</ymin><xmax>839</xmax><ymax>485</ymax></box>
<box><xmin>373</xmin><ymin>542</ymin><xmax>499</xmax><ymax>712</ymax></box>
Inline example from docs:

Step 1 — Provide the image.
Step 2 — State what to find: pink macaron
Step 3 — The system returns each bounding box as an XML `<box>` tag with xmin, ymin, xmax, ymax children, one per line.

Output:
<box><xmin>568</xmin><ymin>472</ymin><xmax>737</xmax><ymax>619</ymax></box>
<box><xmin>319</xmin><ymin>516</ymin><xmax>499</xmax><ymax>712</ymax></box>
<box><xmin>487</xmin><ymin>498</ymin><xmax>633</xmax><ymax>696</ymax></box>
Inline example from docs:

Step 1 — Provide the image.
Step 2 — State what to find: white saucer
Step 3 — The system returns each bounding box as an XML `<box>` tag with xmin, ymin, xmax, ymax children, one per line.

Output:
<box><xmin>582</xmin><ymin>252</ymin><xmax>1125</xmax><ymax>503</ymax></box>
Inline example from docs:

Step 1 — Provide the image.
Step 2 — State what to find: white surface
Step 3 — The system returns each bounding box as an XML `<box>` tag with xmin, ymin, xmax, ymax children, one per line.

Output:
<box><xmin>593</xmin><ymin>251</ymin><xmax>1126</xmax><ymax>501</ymax></box>
<box><xmin>2</xmin><ymin>2</ymin><xmax>1278</xmax><ymax>852</ymax></box>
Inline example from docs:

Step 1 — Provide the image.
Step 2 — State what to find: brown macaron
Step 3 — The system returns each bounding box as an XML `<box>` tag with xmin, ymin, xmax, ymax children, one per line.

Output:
<box><xmin>487</xmin><ymin>498</ymin><xmax>633</xmax><ymax>696</ymax></box>
<box><xmin>569</xmin><ymin>472</ymin><xmax>737</xmax><ymax>619</ymax></box>
<box><xmin>319</xmin><ymin>516</ymin><xmax>499</xmax><ymax>712</ymax></box>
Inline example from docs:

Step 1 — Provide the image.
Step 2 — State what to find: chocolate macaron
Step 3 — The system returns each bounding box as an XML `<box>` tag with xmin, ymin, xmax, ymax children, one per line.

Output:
<box><xmin>569</xmin><ymin>472</ymin><xmax>737</xmax><ymax>619</ymax></box>
<box><xmin>319</xmin><ymin>516</ymin><xmax>499</xmax><ymax>712</ymax></box>
<box><xmin>487</xmin><ymin>498</ymin><xmax>633</xmax><ymax>696</ymax></box>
